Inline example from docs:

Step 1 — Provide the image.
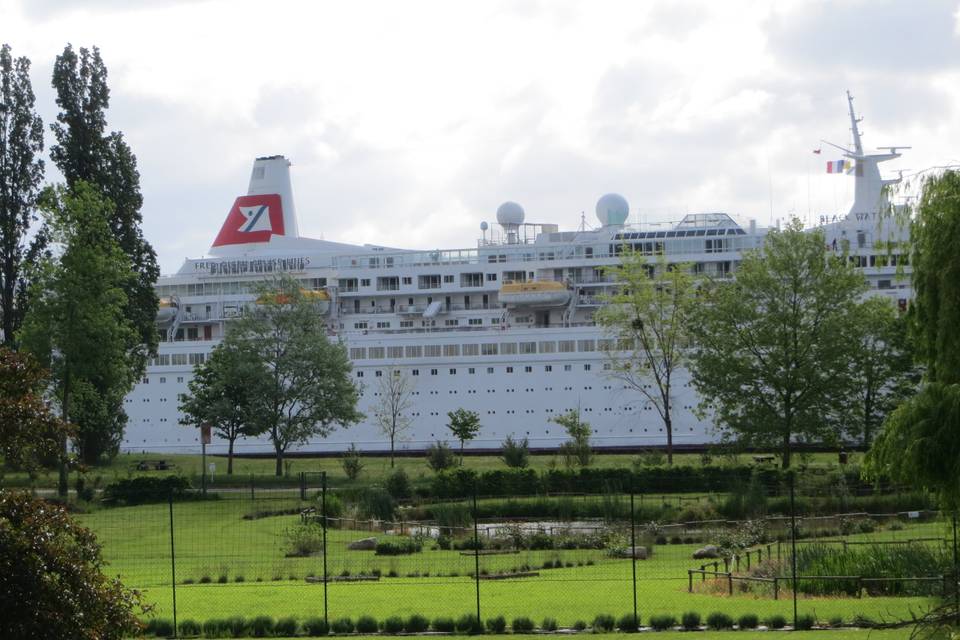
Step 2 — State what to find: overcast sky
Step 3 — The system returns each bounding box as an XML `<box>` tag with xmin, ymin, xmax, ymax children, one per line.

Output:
<box><xmin>4</xmin><ymin>0</ymin><xmax>960</xmax><ymax>273</ymax></box>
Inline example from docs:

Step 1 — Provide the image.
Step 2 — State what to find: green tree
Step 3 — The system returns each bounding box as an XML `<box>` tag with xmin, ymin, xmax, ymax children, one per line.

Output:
<box><xmin>596</xmin><ymin>253</ymin><xmax>695</xmax><ymax>464</ymax></box>
<box><xmin>0</xmin><ymin>347</ymin><xmax>71</xmax><ymax>475</ymax></box>
<box><xmin>230</xmin><ymin>276</ymin><xmax>363</xmax><ymax>476</ymax></box>
<box><xmin>552</xmin><ymin>409</ymin><xmax>592</xmax><ymax>467</ymax></box>
<box><xmin>0</xmin><ymin>490</ymin><xmax>148</xmax><ymax>639</ymax></box>
<box><xmin>178</xmin><ymin>338</ymin><xmax>270</xmax><ymax>474</ymax></box>
<box><xmin>689</xmin><ymin>220</ymin><xmax>866</xmax><ymax>468</ymax></box>
<box><xmin>446</xmin><ymin>408</ymin><xmax>481</xmax><ymax>464</ymax></box>
<box><xmin>500</xmin><ymin>434</ymin><xmax>530</xmax><ymax>469</ymax></box>
<box><xmin>0</xmin><ymin>44</ymin><xmax>46</xmax><ymax>346</ymax></box>
<box><xmin>372</xmin><ymin>369</ymin><xmax>415</xmax><ymax>467</ymax></box>
<box><xmin>866</xmin><ymin>170</ymin><xmax>960</xmax><ymax>509</ymax></box>
<box><xmin>50</xmin><ymin>44</ymin><xmax>158</xmax><ymax>373</ymax></box>
<box><xmin>19</xmin><ymin>183</ymin><xmax>139</xmax><ymax>488</ymax></box>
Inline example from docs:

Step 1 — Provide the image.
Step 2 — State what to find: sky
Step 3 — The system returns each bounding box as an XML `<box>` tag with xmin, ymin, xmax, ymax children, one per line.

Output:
<box><xmin>3</xmin><ymin>0</ymin><xmax>960</xmax><ymax>274</ymax></box>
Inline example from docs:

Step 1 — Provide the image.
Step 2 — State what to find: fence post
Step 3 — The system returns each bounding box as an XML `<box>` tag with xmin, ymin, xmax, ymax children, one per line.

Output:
<box><xmin>299</xmin><ymin>472</ymin><xmax>306</xmax><ymax>501</ymax></box>
<box><xmin>473</xmin><ymin>482</ymin><xmax>481</xmax><ymax>622</ymax></box>
<box><xmin>322</xmin><ymin>471</ymin><xmax>329</xmax><ymax>627</ymax></box>
<box><xmin>773</xmin><ymin>577</ymin><xmax>778</xmax><ymax>600</ymax></box>
<box><xmin>630</xmin><ymin>490</ymin><xmax>638</xmax><ymax>624</ymax></box>
<box><xmin>727</xmin><ymin>573</ymin><xmax>733</xmax><ymax>596</ymax></box>
<box><xmin>688</xmin><ymin>570</ymin><xmax>693</xmax><ymax>593</ymax></box>
<box><xmin>789</xmin><ymin>471</ymin><xmax>799</xmax><ymax>629</ymax></box>
<box><xmin>168</xmin><ymin>492</ymin><xmax>178</xmax><ymax>637</ymax></box>
<box><xmin>249</xmin><ymin>474</ymin><xmax>254</xmax><ymax>500</ymax></box>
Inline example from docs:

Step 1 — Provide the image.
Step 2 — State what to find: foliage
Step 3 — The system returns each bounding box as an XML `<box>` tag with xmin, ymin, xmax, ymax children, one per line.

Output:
<box><xmin>791</xmin><ymin>543</ymin><xmax>950</xmax><ymax>596</ymax></box>
<box><xmin>552</xmin><ymin>409</ymin><xmax>592</xmax><ymax>466</ymax></box>
<box><xmin>385</xmin><ymin>468</ymin><xmax>412</xmax><ymax>499</ymax></box>
<box><xmin>795</xmin><ymin>614</ymin><xmax>816</xmax><ymax>630</ymax></box>
<box><xmin>617</xmin><ymin>613</ymin><xmax>640</xmax><ymax>632</ymax></box>
<box><xmin>455</xmin><ymin>614</ymin><xmax>483</xmax><ymax>634</ymax></box>
<box><xmin>597</xmin><ymin>253</ymin><xmax>696</xmax><ymax>464</ymax></box>
<box><xmin>541</xmin><ymin>618</ymin><xmax>558</xmax><ymax>632</ymax></box>
<box><xmin>373</xmin><ymin>369</ymin><xmax>415</xmax><ymax>467</ymax></box>
<box><xmin>681</xmin><ymin>611</ymin><xmax>701</xmax><ymax>630</ymax></box>
<box><xmin>485</xmin><ymin>615</ymin><xmax>507</xmax><ymax>633</ymax></box>
<box><xmin>406</xmin><ymin>614</ymin><xmax>430</xmax><ymax>632</ymax></box>
<box><xmin>649</xmin><ymin>614</ymin><xmax>677</xmax><ymax>631</ymax></box>
<box><xmin>249</xmin><ymin>615</ymin><xmax>276</xmax><ymax>637</ymax></box>
<box><xmin>0</xmin><ymin>347</ymin><xmax>71</xmax><ymax>473</ymax></box>
<box><xmin>274</xmin><ymin>616</ymin><xmax>299</xmax><ymax>637</ymax></box>
<box><xmin>446</xmin><ymin>408</ymin><xmax>481</xmax><ymax>462</ymax></box>
<box><xmin>690</xmin><ymin>220</ymin><xmax>867</xmax><ymax>468</ymax></box>
<box><xmin>765</xmin><ymin>614</ymin><xmax>787</xmax><ymax>629</ymax></box>
<box><xmin>706</xmin><ymin>611</ymin><xmax>734</xmax><ymax>630</ymax></box>
<box><xmin>432</xmin><ymin>617</ymin><xmax>456</xmax><ymax>632</ymax></box>
<box><xmin>382</xmin><ymin>615</ymin><xmax>405</xmax><ymax>634</ymax></box>
<box><xmin>228</xmin><ymin>275</ymin><xmax>363</xmax><ymax>475</ymax></box>
<box><xmin>356</xmin><ymin>615</ymin><xmax>378</xmax><ymax>633</ymax></box>
<box><xmin>426</xmin><ymin>440</ymin><xmax>457</xmax><ymax>473</ymax></box>
<box><xmin>737</xmin><ymin>613</ymin><xmax>759</xmax><ymax>629</ymax></box>
<box><xmin>500</xmin><ymin>434</ymin><xmax>530</xmax><ymax>469</ymax></box>
<box><xmin>0</xmin><ymin>44</ymin><xmax>46</xmax><ymax>347</ymax></box>
<box><xmin>20</xmin><ymin>183</ymin><xmax>142</xmax><ymax>468</ymax></box>
<box><xmin>100</xmin><ymin>476</ymin><xmax>192</xmax><ymax>505</ymax></box>
<box><xmin>375</xmin><ymin>536</ymin><xmax>422</xmax><ymax>555</ymax></box>
<box><xmin>592</xmin><ymin>613</ymin><xmax>615</xmax><ymax>632</ymax></box>
<box><xmin>302</xmin><ymin>617</ymin><xmax>329</xmax><ymax>636</ymax></box>
<box><xmin>331</xmin><ymin>617</ymin><xmax>354</xmax><ymax>634</ymax></box>
<box><xmin>511</xmin><ymin>616</ymin><xmax>535</xmax><ymax>633</ymax></box>
<box><xmin>356</xmin><ymin>486</ymin><xmax>395</xmax><ymax>521</ymax></box>
<box><xmin>0</xmin><ymin>491</ymin><xmax>148</xmax><ymax>639</ymax></box>
<box><xmin>282</xmin><ymin>523</ymin><xmax>324</xmax><ymax>557</ymax></box>
<box><xmin>178</xmin><ymin>338</ymin><xmax>269</xmax><ymax>474</ymax></box>
<box><xmin>341</xmin><ymin>443</ymin><xmax>364</xmax><ymax>480</ymax></box>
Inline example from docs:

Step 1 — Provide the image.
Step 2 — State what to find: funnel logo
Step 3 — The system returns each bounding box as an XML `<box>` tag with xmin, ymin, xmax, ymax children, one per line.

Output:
<box><xmin>212</xmin><ymin>194</ymin><xmax>285</xmax><ymax>247</ymax></box>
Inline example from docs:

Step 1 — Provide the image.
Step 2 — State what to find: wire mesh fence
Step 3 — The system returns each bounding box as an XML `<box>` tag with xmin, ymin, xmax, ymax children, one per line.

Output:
<box><xmin>75</xmin><ymin>470</ymin><xmax>959</xmax><ymax>635</ymax></box>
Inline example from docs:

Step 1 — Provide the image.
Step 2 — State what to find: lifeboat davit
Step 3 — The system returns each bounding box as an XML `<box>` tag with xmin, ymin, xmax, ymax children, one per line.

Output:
<box><xmin>498</xmin><ymin>281</ymin><xmax>571</xmax><ymax>308</ymax></box>
<box><xmin>156</xmin><ymin>297</ymin><xmax>178</xmax><ymax>325</ymax></box>
<box><xmin>256</xmin><ymin>288</ymin><xmax>331</xmax><ymax>314</ymax></box>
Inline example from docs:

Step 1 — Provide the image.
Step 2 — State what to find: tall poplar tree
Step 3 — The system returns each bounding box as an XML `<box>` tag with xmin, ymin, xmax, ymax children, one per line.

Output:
<box><xmin>50</xmin><ymin>44</ymin><xmax>158</xmax><ymax>372</ymax></box>
<box><xmin>0</xmin><ymin>44</ymin><xmax>46</xmax><ymax>346</ymax></box>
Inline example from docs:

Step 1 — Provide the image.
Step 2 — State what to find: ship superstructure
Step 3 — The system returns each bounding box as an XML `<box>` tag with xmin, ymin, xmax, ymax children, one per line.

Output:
<box><xmin>124</xmin><ymin>96</ymin><xmax>911</xmax><ymax>453</ymax></box>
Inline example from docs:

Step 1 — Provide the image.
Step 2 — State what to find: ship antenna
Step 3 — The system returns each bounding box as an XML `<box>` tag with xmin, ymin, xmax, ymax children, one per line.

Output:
<box><xmin>846</xmin><ymin>90</ymin><xmax>864</xmax><ymax>156</ymax></box>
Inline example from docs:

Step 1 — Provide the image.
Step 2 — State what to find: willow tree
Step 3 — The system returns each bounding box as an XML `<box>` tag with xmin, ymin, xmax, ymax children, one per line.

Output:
<box><xmin>689</xmin><ymin>220</ymin><xmax>866</xmax><ymax>469</ymax></box>
<box><xmin>596</xmin><ymin>253</ymin><xmax>695</xmax><ymax>464</ymax></box>
<box><xmin>866</xmin><ymin>170</ymin><xmax>960</xmax><ymax>509</ymax></box>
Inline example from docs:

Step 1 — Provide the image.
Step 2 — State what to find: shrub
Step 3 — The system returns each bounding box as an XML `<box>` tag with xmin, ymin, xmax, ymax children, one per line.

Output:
<box><xmin>852</xmin><ymin>614</ymin><xmax>875</xmax><ymax>628</ymax></box>
<box><xmin>486</xmin><ymin>616</ymin><xmax>507</xmax><ymax>634</ymax></box>
<box><xmin>828</xmin><ymin>616</ymin><xmax>844</xmax><ymax>628</ymax></box>
<box><xmin>375</xmin><ymin>537</ymin><xmax>422</xmax><ymax>555</ymax></box>
<box><xmin>572</xmin><ymin>620</ymin><xmax>587</xmax><ymax>631</ymax></box>
<box><xmin>795</xmin><ymin>614</ymin><xmax>816</xmax><ymax>631</ymax></box>
<box><xmin>432</xmin><ymin>617</ymin><xmax>456</xmax><ymax>632</ymax></box>
<box><xmin>501</xmin><ymin>435</ymin><xmax>530</xmax><ymax>469</ymax></box>
<box><xmin>249</xmin><ymin>615</ymin><xmax>276</xmax><ymax>637</ymax></box>
<box><xmin>202</xmin><ymin>619</ymin><xmax>230</xmax><ymax>638</ymax></box>
<box><xmin>737</xmin><ymin>613</ymin><xmax>758</xmax><ymax>629</ymax></box>
<box><xmin>275</xmin><ymin>616</ymin><xmax>299</xmax><ymax>637</ymax></box>
<box><xmin>101</xmin><ymin>475</ymin><xmax>192</xmax><ymax>505</ymax></box>
<box><xmin>511</xmin><ymin>617</ymin><xmax>535</xmax><ymax>633</ymax></box>
<box><xmin>406</xmin><ymin>614</ymin><xmax>430</xmax><ymax>633</ymax></box>
<box><xmin>541</xmin><ymin>617</ymin><xmax>558</xmax><ymax>632</ymax></box>
<box><xmin>226</xmin><ymin>616</ymin><xmax>248</xmax><ymax>637</ymax></box>
<box><xmin>592</xmin><ymin>614</ymin><xmax>615</xmax><ymax>632</ymax></box>
<box><xmin>385</xmin><ymin>469</ymin><xmax>412</xmax><ymax>500</ymax></box>
<box><xmin>331</xmin><ymin>617</ymin><xmax>355</xmax><ymax>634</ymax></box>
<box><xmin>427</xmin><ymin>441</ymin><xmax>457</xmax><ymax>472</ymax></box>
<box><xmin>382</xmin><ymin>616</ymin><xmax>405</xmax><ymax>634</ymax></box>
<box><xmin>356</xmin><ymin>615</ymin><xmax>379</xmax><ymax>633</ymax></box>
<box><xmin>357</xmin><ymin>487</ymin><xmax>396</xmax><ymax>521</ymax></box>
<box><xmin>681</xmin><ymin>612</ymin><xmax>701</xmax><ymax>630</ymax></box>
<box><xmin>617</xmin><ymin>613</ymin><xmax>640</xmax><ymax>632</ymax></box>
<box><xmin>178</xmin><ymin>618</ymin><xmax>201</xmax><ymax>636</ymax></box>
<box><xmin>302</xmin><ymin>617</ymin><xmax>329</xmax><ymax>636</ymax></box>
<box><xmin>764</xmin><ymin>614</ymin><xmax>786</xmax><ymax>629</ymax></box>
<box><xmin>648</xmin><ymin>614</ymin><xmax>676</xmax><ymax>631</ymax></box>
<box><xmin>217</xmin><ymin>574</ymin><xmax>228</xmax><ymax>584</ymax></box>
<box><xmin>456</xmin><ymin>614</ymin><xmax>483</xmax><ymax>634</ymax></box>
<box><xmin>152</xmin><ymin>619</ymin><xmax>174</xmax><ymax>636</ymax></box>
<box><xmin>706</xmin><ymin>612</ymin><xmax>733</xmax><ymax>630</ymax></box>
<box><xmin>341</xmin><ymin>443</ymin><xmax>364</xmax><ymax>480</ymax></box>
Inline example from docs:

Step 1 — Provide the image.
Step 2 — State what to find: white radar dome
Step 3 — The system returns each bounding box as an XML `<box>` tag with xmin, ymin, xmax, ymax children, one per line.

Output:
<box><xmin>496</xmin><ymin>201</ymin><xmax>525</xmax><ymax>226</ymax></box>
<box><xmin>596</xmin><ymin>193</ymin><xmax>629</xmax><ymax>226</ymax></box>
<box><xmin>480</xmin><ymin>221</ymin><xmax>489</xmax><ymax>231</ymax></box>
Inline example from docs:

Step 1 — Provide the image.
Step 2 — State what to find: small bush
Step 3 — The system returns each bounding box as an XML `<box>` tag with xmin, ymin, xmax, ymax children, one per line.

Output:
<box><xmin>275</xmin><ymin>617</ymin><xmax>299</xmax><ymax>637</ymax></box>
<box><xmin>456</xmin><ymin>614</ymin><xmax>483</xmax><ymax>634</ymax></box>
<box><xmin>648</xmin><ymin>614</ymin><xmax>676</xmax><ymax>631</ymax></box>
<box><xmin>331</xmin><ymin>617</ymin><xmax>355</xmax><ymax>634</ymax></box>
<box><xmin>385</xmin><ymin>469</ymin><xmax>412</xmax><ymax>499</ymax></box>
<box><xmin>226</xmin><ymin>616</ymin><xmax>248</xmax><ymax>637</ymax></box>
<box><xmin>234</xmin><ymin>575</ymin><xmax>245</xmax><ymax>583</ymax></box>
<box><xmin>511</xmin><ymin>617</ymin><xmax>535</xmax><ymax>633</ymax></box>
<box><xmin>681</xmin><ymin>612</ymin><xmax>701</xmax><ymax>630</ymax></box>
<box><xmin>617</xmin><ymin>613</ymin><xmax>640</xmax><ymax>632</ymax></box>
<box><xmin>382</xmin><ymin>616</ymin><xmax>405</xmax><ymax>634</ymax></box>
<box><xmin>217</xmin><ymin>574</ymin><xmax>228</xmax><ymax>584</ymax></box>
<box><xmin>541</xmin><ymin>617</ymin><xmax>558</xmax><ymax>632</ymax></box>
<box><xmin>427</xmin><ymin>441</ymin><xmax>457</xmax><ymax>472</ymax></box>
<box><xmin>101</xmin><ymin>475</ymin><xmax>192</xmax><ymax>505</ymax></box>
<box><xmin>486</xmin><ymin>616</ymin><xmax>507</xmax><ymax>634</ymax></box>
<box><xmin>592</xmin><ymin>614</ymin><xmax>615</xmax><ymax>632</ymax></box>
<box><xmin>706</xmin><ymin>612</ymin><xmax>733</xmax><ymax>630</ymax></box>
<box><xmin>406</xmin><ymin>614</ymin><xmax>430</xmax><ymax>633</ymax></box>
<box><xmin>302</xmin><ymin>617</ymin><xmax>329</xmax><ymax>636</ymax></box>
<box><xmin>375</xmin><ymin>537</ymin><xmax>422</xmax><ymax>555</ymax></box>
<box><xmin>249</xmin><ymin>615</ymin><xmax>275</xmax><ymax>637</ymax></box>
<box><xmin>341</xmin><ymin>443</ymin><xmax>364</xmax><ymax>480</ymax></box>
<box><xmin>764</xmin><ymin>614</ymin><xmax>786</xmax><ymax>629</ymax></box>
<box><xmin>433</xmin><ymin>617</ymin><xmax>456</xmax><ymax>633</ymax></box>
<box><xmin>852</xmin><ymin>614</ymin><xmax>875</xmax><ymax>628</ymax></box>
<box><xmin>178</xmin><ymin>618</ymin><xmax>201</xmax><ymax>636</ymax></box>
<box><xmin>795</xmin><ymin>614</ymin><xmax>816</xmax><ymax>631</ymax></box>
<box><xmin>828</xmin><ymin>616</ymin><xmax>844</xmax><ymax>628</ymax></box>
<box><xmin>284</xmin><ymin>524</ymin><xmax>325</xmax><ymax>557</ymax></box>
<box><xmin>737</xmin><ymin>613</ymin><xmax>758</xmax><ymax>629</ymax></box>
<box><xmin>356</xmin><ymin>615</ymin><xmax>378</xmax><ymax>633</ymax></box>
<box><xmin>151</xmin><ymin>619</ymin><xmax>174</xmax><ymax>637</ymax></box>
<box><xmin>501</xmin><ymin>435</ymin><xmax>530</xmax><ymax>469</ymax></box>
<box><xmin>201</xmin><ymin>619</ymin><xmax>230</xmax><ymax>638</ymax></box>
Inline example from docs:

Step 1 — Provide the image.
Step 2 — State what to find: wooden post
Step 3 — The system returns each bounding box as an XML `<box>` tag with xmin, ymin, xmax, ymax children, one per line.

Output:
<box><xmin>688</xmin><ymin>570</ymin><xmax>693</xmax><ymax>593</ymax></box>
<box><xmin>773</xmin><ymin>577</ymin><xmax>779</xmax><ymax>600</ymax></box>
<box><xmin>728</xmin><ymin>573</ymin><xmax>733</xmax><ymax>595</ymax></box>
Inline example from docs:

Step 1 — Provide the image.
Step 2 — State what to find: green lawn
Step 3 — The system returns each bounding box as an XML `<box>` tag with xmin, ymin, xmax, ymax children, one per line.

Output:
<box><xmin>79</xmin><ymin>495</ymin><xmax>947</xmax><ymax>628</ymax></box>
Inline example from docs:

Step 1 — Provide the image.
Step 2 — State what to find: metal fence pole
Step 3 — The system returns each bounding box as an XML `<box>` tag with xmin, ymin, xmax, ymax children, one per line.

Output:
<box><xmin>473</xmin><ymin>483</ymin><xmax>481</xmax><ymax>622</ymax></box>
<box><xmin>249</xmin><ymin>474</ymin><xmax>254</xmax><ymax>500</ymax></box>
<box><xmin>789</xmin><ymin>471</ymin><xmax>799</xmax><ymax>629</ymax></box>
<box><xmin>322</xmin><ymin>472</ymin><xmax>329</xmax><ymax>627</ymax></box>
<box><xmin>168</xmin><ymin>492</ymin><xmax>178</xmax><ymax>637</ymax></box>
<box><xmin>953</xmin><ymin>511</ymin><xmax>959</xmax><ymax>625</ymax></box>
<box><xmin>630</xmin><ymin>491</ymin><xmax>638</xmax><ymax>623</ymax></box>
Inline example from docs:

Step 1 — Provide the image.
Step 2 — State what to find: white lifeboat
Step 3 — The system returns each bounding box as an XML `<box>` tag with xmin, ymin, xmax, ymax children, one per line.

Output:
<box><xmin>498</xmin><ymin>281</ymin><xmax>571</xmax><ymax>308</ymax></box>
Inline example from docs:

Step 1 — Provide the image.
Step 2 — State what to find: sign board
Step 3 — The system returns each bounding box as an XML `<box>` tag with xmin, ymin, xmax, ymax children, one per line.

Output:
<box><xmin>907</xmin><ymin>511</ymin><xmax>920</xmax><ymax>519</ymax></box>
<box><xmin>200</xmin><ymin>424</ymin><xmax>212</xmax><ymax>445</ymax></box>
<box><xmin>208</xmin><ymin>463</ymin><xmax>216</xmax><ymax>474</ymax></box>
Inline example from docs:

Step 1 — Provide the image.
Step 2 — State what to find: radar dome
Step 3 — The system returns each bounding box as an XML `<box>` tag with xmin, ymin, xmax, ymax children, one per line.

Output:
<box><xmin>480</xmin><ymin>221</ymin><xmax>489</xmax><ymax>231</ymax></box>
<box><xmin>596</xmin><ymin>193</ymin><xmax>629</xmax><ymax>226</ymax></box>
<box><xmin>496</xmin><ymin>201</ymin><xmax>525</xmax><ymax>227</ymax></box>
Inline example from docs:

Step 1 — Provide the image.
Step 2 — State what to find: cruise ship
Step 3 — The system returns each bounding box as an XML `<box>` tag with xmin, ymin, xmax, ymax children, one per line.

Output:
<box><xmin>124</xmin><ymin>95</ymin><xmax>911</xmax><ymax>454</ymax></box>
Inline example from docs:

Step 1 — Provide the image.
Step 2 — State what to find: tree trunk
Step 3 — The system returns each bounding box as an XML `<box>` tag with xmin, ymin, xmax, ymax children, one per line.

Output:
<box><xmin>274</xmin><ymin>446</ymin><xmax>284</xmax><ymax>477</ymax></box>
<box><xmin>863</xmin><ymin>390</ymin><xmax>873</xmax><ymax>447</ymax></box>
<box><xmin>665</xmin><ymin>414</ymin><xmax>673</xmax><ymax>466</ymax></box>
<box><xmin>460</xmin><ymin>440</ymin><xmax>465</xmax><ymax>466</ymax></box>
<box><xmin>227</xmin><ymin>437</ymin><xmax>235</xmax><ymax>475</ymax></box>
<box><xmin>390</xmin><ymin>435</ymin><xmax>395</xmax><ymax>468</ymax></box>
<box><xmin>781</xmin><ymin>428</ymin><xmax>791</xmax><ymax>470</ymax></box>
<box><xmin>58</xmin><ymin>362</ymin><xmax>71</xmax><ymax>497</ymax></box>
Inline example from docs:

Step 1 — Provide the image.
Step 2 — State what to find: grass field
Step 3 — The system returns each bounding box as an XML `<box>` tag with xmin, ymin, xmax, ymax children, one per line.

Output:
<box><xmin>78</xmin><ymin>494</ymin><xmax>949</xmax><ymax>629</ymax></box>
